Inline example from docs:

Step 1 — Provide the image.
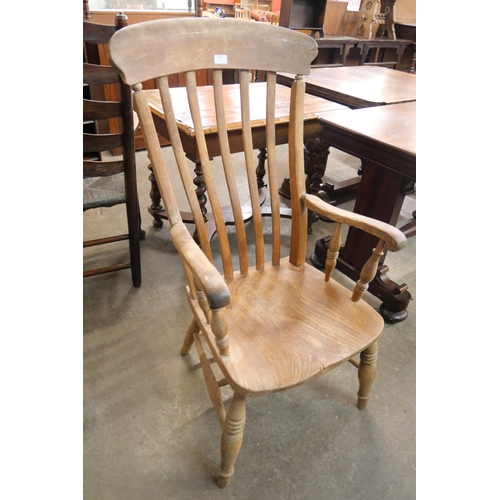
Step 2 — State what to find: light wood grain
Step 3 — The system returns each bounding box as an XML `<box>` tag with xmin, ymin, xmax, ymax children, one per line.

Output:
<box><xmin>109</xmin><ymin>17</ymin><xmax>318</xmax><ymax>85</ymax></box>
<box><xmin>193</xmin><ymin>259</ymin><xmax>385</xmax><ymax>396</ymax></box>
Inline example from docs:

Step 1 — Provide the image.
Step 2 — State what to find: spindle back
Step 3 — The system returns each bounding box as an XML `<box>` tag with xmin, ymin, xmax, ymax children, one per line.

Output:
<box><xmin>109</xmin><ymin>18</ymin><xmax>318</xmax><ymax>278</ymax></box>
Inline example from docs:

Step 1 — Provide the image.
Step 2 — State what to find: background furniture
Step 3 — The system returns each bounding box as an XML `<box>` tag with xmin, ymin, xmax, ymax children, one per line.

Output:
<box><xmin>109</xmin><ymin>17</ymin><xmax>407</xmax><ymax>488</ymax></box>
<box><xmin>314</xmin><ymin>35</ymin><xmax>359</xmax><ymax>67</ymax></box>
<box><xmin>144</xmin><ymin>83</ymin><xmax>347</xmax><ymax>230</ymax></box>
<box><xmin>279</xmin><ymin>0</ymin><xmax>330</xmax><ymax>37</ymax></box>
<box><xmin>85</xmin><ymin>0</ymin><xmax>203</xmax><ymax>151</ymax></box>
<box><xmin>356</xmin><ymin>37</ymin><xmax>411</xmax><ymax>69</ymax></box>
<box><xmin>395</xmin><ymin>21</ymin><xmax>416</xmax><ymax>73</ymax></box>
<box><xmin>312</xmin><ymin>102</ymin><xmax>416</xmax><ymax>322</ymax></box>
<box><xmin>277</xmin><ymin>65</ymin><xmax>416</xmax><ymax>108</ymax></box>
<box><xmin>346</xmin><ymin>0</ymin><xmax>413</xmax><ymax>70</ymax></box>
<box><xmin>277</xmin><ymin>65</ymin><xmax>415</xmax><ymax>206</ymax></box>
<box><xmin>83</xmin><ymin>14</ymin><xmax>143</xmax><ymax>287</ymax></box>
<box><xmin>203</xmin><ymin>0</ymin><xmax>279</xmax><ymax>15</ymax></box>
<box><xmin>279</xmin><ymin>0</ymin><xmax>414</xmax><ymax>70</ymax></box>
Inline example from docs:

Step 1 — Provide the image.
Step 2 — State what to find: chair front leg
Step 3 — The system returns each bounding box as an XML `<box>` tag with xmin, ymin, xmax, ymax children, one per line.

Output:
<box><xmin>180</xmin><ymin>317</ymin><xmax>199</xmax><ymax>355</ymax></box>
<box><xmin>357</xmin><ymin>341</ymin><xmax>378</xmax><ymax>410</ymax></box>
<box><xmin>217</xmin><ymin>392</ymin><xmax>246</xmax><ymax>488</ymax></box>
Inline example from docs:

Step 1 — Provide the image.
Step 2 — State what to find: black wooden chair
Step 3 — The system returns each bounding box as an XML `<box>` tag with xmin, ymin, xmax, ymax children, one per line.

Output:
<box><xmin>83</xmin><ymin>13</ymin><xmax>143</xmax><ymax>287</ymax></box>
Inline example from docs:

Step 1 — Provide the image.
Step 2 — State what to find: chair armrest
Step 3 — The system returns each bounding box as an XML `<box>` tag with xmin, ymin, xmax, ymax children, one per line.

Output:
<box><xmin>303</xmin><ymin>194</ymin><xmax>407</xmax><ymax>251</ymax></box>
<box><xmin>170</xmin><ymin>223</ymin><xmax>231</xmax><ymax>310</ymax></box>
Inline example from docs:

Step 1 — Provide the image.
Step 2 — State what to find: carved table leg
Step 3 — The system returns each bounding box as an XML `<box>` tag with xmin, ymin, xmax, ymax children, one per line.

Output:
<box><xmin>256</xmin><ymin>148</ymin><xmax>267</xmax><ymax>188</ymax></box>
<box><xmin>279</xmin><ymin>138</ymin><xmax>329</xmax><ymax>201</ymax></box>
<box><xmin>148</xmin><ymin>155</ymin><xmax>209</xmax><ymax>231</ymax></box>
<box><xmin>193</xmin><ymin>158</ymin><xmax>208</xmax><ymax>222</ymax></box>
<box><xmin>409</xmin><ymin>49</ymin><xmax>416</xmax><ymax>74</ymax></box>
<box><xmin>279</xmin><ymin>137</ymin><xmax>359</xmax><ymax>211</ymax></box>
<box><xmin>217</xmin><ymin>392</ymin><xmax>246</xmax><ymax>489</ymax></box>
<box><xmin>304</xmin><ymin>137</ymin><xmax>330</xmax><ymax>197</ymax></box>
<box><xmin>279</xmin><ymin>138</ymin><xmax>331</xmax><ymax>233</ymax></box>
<box><xmin>304</xmin><ymin>137</ymin><xmax>331</xmax><ymax>232</ymax></box>
<box><xmin>148</xmin><ymin>163</ymin><xmax>164</xmax><ymax>228</ymax></box>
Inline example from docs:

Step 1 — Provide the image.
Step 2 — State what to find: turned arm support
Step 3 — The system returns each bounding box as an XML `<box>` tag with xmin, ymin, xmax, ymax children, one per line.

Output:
<box><xmin>303</xmin><ymin>194</ymin><xmax>407</xmax><ymax>251</ymax></box>
<box><xmin>303</xmin><ymin>194</ymin><xmax>407</xmax><ymax>302</ymax></box>
<box><xmin>170</xmin><ymin>223</ymin><xmax>231</xmax><ymax>310</ymax></box>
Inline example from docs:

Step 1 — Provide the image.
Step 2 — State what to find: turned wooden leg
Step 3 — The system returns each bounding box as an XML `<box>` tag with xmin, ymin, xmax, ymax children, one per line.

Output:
<box><xmin>180</xmin><ymin>318</ymin><xmax>199</xmax><ymax>355</ymax></box>
<box><xmin>192</xmin><ymin>159</ymin><xmax>208</xmax><ymax>222</ymax></box>
<box><xmin>409</xmin><ymin>50</ymin><xmax>416</xmax><ymax>74</ymax></box>
<box><xmin>256</xmin><ymin>148</ymin><xmax>267</xmax><ymax>188</ymax></box>
<box><xmin>357</xmin><ymin>341</ymin><xmax>378</xmax><ymax>410</ymax></box>
<box><xmin>304</xmin><ymin>138</ymin><xmax>330</xmax><ymax>233</ymax></box>
<box><xmin>217</xmin><ymin>392</ymin><xmax>246</xmax><ymax>488</ymax></box>
<box><xmin>148</xmin><ymin>164</ymin><xmax>164</xmax><ymax>228</ymax></box>
<box><xmin>304</xmin><ymin>138</ymin><xmax>330</xmax><ymax>197</ymax></box>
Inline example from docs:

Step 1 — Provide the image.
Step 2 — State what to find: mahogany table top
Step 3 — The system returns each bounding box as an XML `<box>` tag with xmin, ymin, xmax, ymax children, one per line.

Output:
<box><xmin>146</xmin><ymin>82</ymin><xmax>348</xmax><ymax>138</ymax></box>
<box><xmin>319</xmin><ymin>101</ymin><xmax>416</xmax><ymax>180</ymax></box>
<box><xmin>277</xmin><ymin>66</ymin><xmax>416</xmax><ymax>109</ymax></box>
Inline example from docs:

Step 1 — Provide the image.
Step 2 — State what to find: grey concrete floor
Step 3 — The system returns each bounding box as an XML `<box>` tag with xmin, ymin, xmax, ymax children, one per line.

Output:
<box><xmin>83</xmin><ymin>144</ymin><xmax>416</xmax><ymax>500</ymax></box>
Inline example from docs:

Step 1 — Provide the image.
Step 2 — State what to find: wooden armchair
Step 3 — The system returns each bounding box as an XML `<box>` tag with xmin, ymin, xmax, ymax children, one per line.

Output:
<box><xmin>109</xmin><ymin>18</ymin><xmax>407</xmax><ymax>487</ymax></box>
<box><xmin>83</xmin><ymin>14</ymin><xmax>143</xmax><ymax>287</ymax></box>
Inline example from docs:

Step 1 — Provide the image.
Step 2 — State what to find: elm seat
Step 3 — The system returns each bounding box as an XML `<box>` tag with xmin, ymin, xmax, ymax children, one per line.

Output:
<box><xmin>109</xmin><ymin>17</ymin><xmax>407</xmax><ymax>488</ymax></box>
<box><xmin>202</xmin><ymin>259</ymin><xmax>384</xmax><ymax>396</ymax></box>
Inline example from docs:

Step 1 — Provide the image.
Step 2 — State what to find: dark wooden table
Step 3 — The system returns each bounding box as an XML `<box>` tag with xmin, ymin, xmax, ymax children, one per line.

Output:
<box><xmin>146</xmin><ymin>83</ymin><xmax>348</xmax><ymax>231</ymax></box>
<box><xmin>277</xmin><ymin>66</ymin><xmax>416</xmax><ymax>109</ymax></box>
<box><xmin>311</xmin><ymin>102</ymin><xmax>416</xmax><ymax>323</ymax></box>
<box><xmin>277</xmin><ymin>66</ymin><xmax>416</xmax><ymax>205</ymax></box>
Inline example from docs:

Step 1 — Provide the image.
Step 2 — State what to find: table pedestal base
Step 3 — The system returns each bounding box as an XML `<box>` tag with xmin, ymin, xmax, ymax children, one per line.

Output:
<box><xmin>309</xmin><ymin>158</ymin><xmax>415</xmax><ymax>324</ymax></box>
<box><xmin>148</xmin><ymin>153</ymin><xmax>291</xmax><ymax>242</ymax></box>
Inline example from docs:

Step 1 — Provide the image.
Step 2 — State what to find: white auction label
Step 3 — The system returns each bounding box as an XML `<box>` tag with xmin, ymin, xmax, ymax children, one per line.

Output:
<box><xmin>214</xmin><ymin>54</ymin><xmax>228</xmax><ymax>64</ymax></box>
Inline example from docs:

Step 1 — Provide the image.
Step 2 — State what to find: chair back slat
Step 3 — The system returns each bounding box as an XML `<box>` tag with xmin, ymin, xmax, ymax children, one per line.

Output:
<box><xmin>288</xmin><ymin>76</ymin><xmax>308</xmax><ymax>267</ymax></box>
<box><xmin>84</xmin><ymin>63</ymin><xmax>119</xmax><ymax>85</ymax></box>
<box><xmin>83</xmin><ymin>20</ymin><xmax>115</xmax><ymax>44</ymax></box>
<box><xmin>83</xmin><ymin>133</ymin><xmax>123</xmax><ymax>154</ymax></box>
<box><xmin>239</xmin><ymin>69</ymin><xmax>265</xmax><ymax>271</ymax></box>
<box><xmin>264</xmin><ymin>71</ymin><xmax>282</xmax><ymax>267</ymax></box>
<box><xmin>84</xmin><ymin>159</ymin><xmax>124</xmax><ymax>178</ymax></box>
<box><xmin>155</xmin><ymin>76</ymin><xmax>212</xmax><ymax>259</ymax></box>
<box><xmin>213</xmin><ymin>69</ymin><xmax>249</xmax><ymax>275</ymax></box>
<box><xmin>184</xmin><ymin>71</ymin><xmax>234</xmax><ymax>279</ymax></box>
<box><xmin>83</xmin><ymin>99</ymin><xmax>121</xmax><ymax>121</ymax></box>
<box><xmin>133</xmin><ymin>83</ymin><xmax>184</xmax><ymax>231</ymax></box>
